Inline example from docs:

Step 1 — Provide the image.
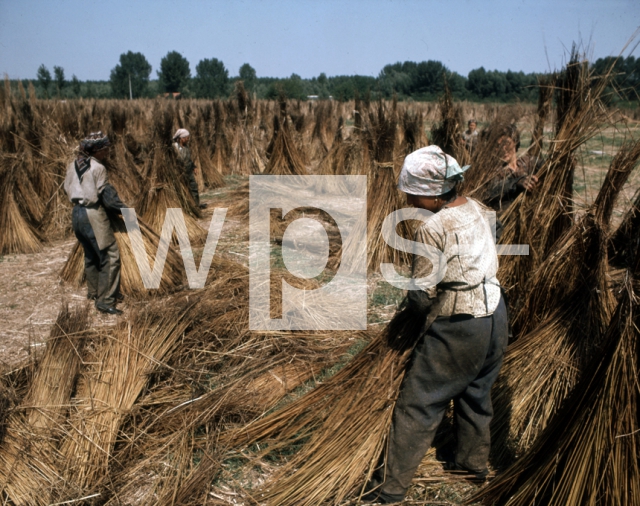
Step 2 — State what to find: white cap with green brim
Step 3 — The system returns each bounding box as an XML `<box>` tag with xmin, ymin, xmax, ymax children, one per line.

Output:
<box><xmin>398</xmin><ymin>145</ymin><xmax>470</xmax><ymax>196</ymax></box>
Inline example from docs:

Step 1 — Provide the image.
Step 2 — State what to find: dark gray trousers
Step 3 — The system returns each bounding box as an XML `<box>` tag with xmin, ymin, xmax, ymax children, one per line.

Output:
<box><xmin>378</xmin><ymin>296</ymin><xmax>509</xmax><ymax>500</ymax></box>
<box><xmin>72</xmin><ymin>206</ymin><xmax>121</xmax><ymax>308</ymax></box>
<box><xmin>186</xmin><ymin>170</ymin><xmax>200</xmax><ymax>206</ymax></box>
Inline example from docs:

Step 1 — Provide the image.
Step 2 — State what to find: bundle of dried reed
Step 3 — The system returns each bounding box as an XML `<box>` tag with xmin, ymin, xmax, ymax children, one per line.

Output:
<box><xmin>335</xmin><ymin>101</ymin><xmax>412</xmax><ymax>273</ymax></box>
<box><xmin>527</xmin><ymin>74</ymin><xmax>556</xmax><ymax>159</ymax></box>
<box><xmin>471</xmin><ymin>232</ymin><xmax>640</xmax><ymax>506</ymax></box>
<box><xmin>497</xmin><ymin>53</ymin><xmax>615</xmax><ymax>303</ymax></box>
<box><xmin>308</xmin><ymin>101</ymin><xmax>335</xmax><ymax>165</ymax></box>
<box><xmin>489</xmin><ymin>139</ymin><xmax>639</xmax><ymax>463</ymax></box>
<box><xmin>0</xmin><ymin>153</ymin><xmax>44</xmax><ymax>254</ymax></box>
<box><xmin>58</xmin><ymin>297</ymin><xmax>197</xmax><ymax>497</ymax></box>
<box><xmin>264</xmin><ymin>115</ymin><xmax>307</xmax><ymax>176</ymax></box>
<box><xmin>400</xmin><ymin>108</ymin><xmax>427</xmax><ymax>156</ymax></box>
<box><xmin>229</xmin><ymin>86</ymin><xmax>266</xmax><ymax>176</ymax></box>
<box><xmin>193</xmin><ymin>136</ymin><xmax>225</xmax><ymax>187</ymax></box>
<box><xmin>430</xmin><ymin>78</ymin><xmax>468</xmax><ymax>164</ymax></box>
<box><xmin>609</xmin><ymin>188</ymin><xmax>640</xmax><ymax>268</ymax></box>
<box><xmin>103</xmin><ymin>131</ymin><xmax>147</xmax><ymax>206</ymax></box>
<box><xmin>0</xmin><ymin>305</ymin><xmax>89</xmax><ymax>505</ymax></box>
<box><xmin>211</xmin><ymin>101</ymin><xmax>233</xmax><ymax>175</ymax></box>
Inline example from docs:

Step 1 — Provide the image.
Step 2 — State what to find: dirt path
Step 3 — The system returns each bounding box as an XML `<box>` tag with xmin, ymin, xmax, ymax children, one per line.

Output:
<box><xmin>0</xmin><ymin>239</ymin><xmax>88</xmax><ymax>366</ymax></box>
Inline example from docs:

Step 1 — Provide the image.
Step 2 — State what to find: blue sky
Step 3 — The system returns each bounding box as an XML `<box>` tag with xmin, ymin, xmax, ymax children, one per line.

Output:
<box><xmin>1</xmin><ymin>0</ymin><xmax>638</xmax><ymax>81</ymax></box>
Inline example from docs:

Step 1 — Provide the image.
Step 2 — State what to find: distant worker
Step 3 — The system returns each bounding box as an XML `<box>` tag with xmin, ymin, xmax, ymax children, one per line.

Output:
<box><xmin>485</xmin><ymin>124</ymin><xmax>540</xmax><ymax>215</ymax></box>
<box><xmin>64</xmin><ymin>132</ymin><xmax>126</xmax><ymax>315</ymax></box>
<box><xmin>172</xmin><ymin>128</ymin><xmax>205</xmax><ymax>209</ymax></box>
<box><xmin>462</xmin><ymin>119</ymin><xmax>479</xmax><ymax>153</ymax></box>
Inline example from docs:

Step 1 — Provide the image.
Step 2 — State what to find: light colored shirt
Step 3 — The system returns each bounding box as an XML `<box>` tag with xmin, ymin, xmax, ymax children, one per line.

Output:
<box><xmin>64</xmin><ymin>158</ymin><xmax>108</xmax><ymax>207</ymax></box>
<box><xmin>412</xmin><ymin>198</ymin><xmax>501</xmax><ymax>317</ymax></box>
<box><xmin>173</xmin><ymin>142</ymin><xmax>195</xmax><ymax>173</ymax></box>
<box><xmin>462</xmin><ymin>129</ymin><xmax>479</xmax><ymax>150</ymax></box>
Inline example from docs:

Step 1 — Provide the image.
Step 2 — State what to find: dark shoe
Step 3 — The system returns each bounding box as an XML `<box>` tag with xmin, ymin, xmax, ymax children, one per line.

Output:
<box><xmin>360</xmin><ymin>491</ymin><xmax>403</xmax><ymax>504</ymax></box>
<box><xmin>96</xmin><ymin>304</ymin><xmax>123</xmax><ymax>315</ymax></box>
<box><xmin>361</xmin><ymin>485</ymin><xmax>404</xmax><ymax>504</ymax></box>
<box><xmin>199</xmin><ymin>203</ymin><xmax>208</xmax><ymax>209</ymax></box>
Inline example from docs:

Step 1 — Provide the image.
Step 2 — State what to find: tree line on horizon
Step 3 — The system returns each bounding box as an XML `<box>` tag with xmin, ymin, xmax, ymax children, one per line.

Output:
<box><xmin>14</xmin><ymin>50</ymin><xmax>640</xmax><ymax>104</ymax></box>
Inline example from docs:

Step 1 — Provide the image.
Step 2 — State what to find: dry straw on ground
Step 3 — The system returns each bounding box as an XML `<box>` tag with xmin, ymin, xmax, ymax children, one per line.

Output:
<box><xmin>0</xmin><ymin>304</ymin><xmax>90</xmax><ymax>505</ymax></box>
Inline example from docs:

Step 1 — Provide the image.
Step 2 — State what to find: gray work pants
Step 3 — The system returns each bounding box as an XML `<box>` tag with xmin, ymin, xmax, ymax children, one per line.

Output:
<box><xmin>186</xmin><ymin>170</ymin><xmax>200</xmax><ymax>206</ymax></box>
<box><xmin>378</xmin><ymin>296</ymin><xmax>509</xmax><ymax>501</ymax></box>
<box><xmin>72</xmin><ymin>206</ymin><xmax>121</xmax><ymax>309</ymax></box>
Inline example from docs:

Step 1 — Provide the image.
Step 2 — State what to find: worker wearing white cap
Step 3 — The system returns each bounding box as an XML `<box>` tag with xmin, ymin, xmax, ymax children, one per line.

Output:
<box><xmin>173</xmin><ymin>128</ymin><xmax>204</xmax><ymax>208</ymax></box>
<box><xmin>363</xmin><ymin>146</ymin><xmax>508</xmax><ymax>503</ymax></box>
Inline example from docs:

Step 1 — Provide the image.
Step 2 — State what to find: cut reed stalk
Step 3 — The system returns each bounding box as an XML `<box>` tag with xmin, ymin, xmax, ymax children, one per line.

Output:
<box><xmin>0</xmin><ymin>305</ymin><xmax>89</xmax><ymax>505</ymax></box>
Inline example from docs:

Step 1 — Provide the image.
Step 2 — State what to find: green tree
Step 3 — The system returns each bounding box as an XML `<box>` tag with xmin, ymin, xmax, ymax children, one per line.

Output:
<box><xmin>110</xmin><ymin>51</ymin><xmax>152</xmax><ymax>98</ymax></box>
<box><xmin>239</xmin><ymin>63</ymin><xmax>257</xmax><ymax>91</ymax></box>
<box><xmin>194</xmin><ymin>58</ymin><xmax>229</xmax><ymax>98</ymax></box>
<box><xmin>53</xmin><ymin>66</ymin><xmax>65</xmax><ymax>95</ymax></box>
<box><xmin>37</xmin><ymin>64</ymin><xmax>52</xmax><ymax>97</ymax></box>
<box><xmin>158</xmin><ymin>51</ymin><xmax>190</xmax><ymax>93</ymax></box>
<box><xmin>266</xmin><ymin>73</ymin><xmax>307</xmax><ymax>100</ymax></box>
<box><xmin>71</xmin><ymin>75</ymin><xmax>81</xmax><ymax>97</ymax></box>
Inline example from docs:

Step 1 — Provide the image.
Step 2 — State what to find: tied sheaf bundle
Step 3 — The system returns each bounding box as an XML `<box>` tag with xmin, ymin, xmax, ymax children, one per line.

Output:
<box><xmin>400</xmin><ymin>108</ymin><xmax>428</xmax><ymax>156</ymax></box>
<box><xmin>470</xmin><ymin>181</ymin><xmax>640</xmax><ymax>506</ymax></box>
<box><xmin>0</xmin><ymin>305</ymin><xmax>90</xmax><ymax>505</ymax></box>
<box><xmin>229</xmin><ymin>81</ymin><xmax>268</xmax><ymax>175</ymax></box>
<box><xmin>231</xmin><ymin>82</ymin><xmax>268</xmax><ymax>176</ymax></box>
<box><xmin>430</xmin><ymin>78</ymin><xmax>468</xmax><ymax>164</ymax></box>
<box><xmin>209</xmin><ymin>100</ymin><xmax>234</xmax><ymax>176</ymax></box>
<box><xmin>60</xmin><ymin>214</ymin><xmax>186</xmax><ymax>298</ymax></box>
<box><xmin>488</xmin><ymin>137</ymin><xmax>640</xmax><ymax>465</ymax></box>
<box><xmin>527</xmin><ymin>73</ymin><xmax>556</xmax><ymax>160</ymax></box>
<box><xmin>497</xmin><ymin>51</ymin><xmax>617</xmax><ymax>306</ymax></box>
<box><xmin>0</xmin><ymin>153</ymin><xmax>44</xmax><ymax>254</ymax></box>
<box><xmin>264</xmin><ymin>113</ymin><xmax>307</xmax><ymax>176</ymax></box>
<box><xmin>333</xmin><ymin>100</ymin><xmax>413</xmax><ymax>273</ymax></box>
<box><xmin>308</xmin><ymin>100</ymin><xmax>338</xmax><ymax>165</ymax></box>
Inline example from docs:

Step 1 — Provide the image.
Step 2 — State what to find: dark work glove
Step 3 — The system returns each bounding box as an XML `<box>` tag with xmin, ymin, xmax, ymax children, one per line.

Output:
<box><xmin>406</xmin><ymin>289</ymin><xmax>436</xmax><ymax>315</ymax></box>
<box><xmin>100</xmin><ymin>183</ymin><xmax>127</xmax><ymax>215</ymax></box>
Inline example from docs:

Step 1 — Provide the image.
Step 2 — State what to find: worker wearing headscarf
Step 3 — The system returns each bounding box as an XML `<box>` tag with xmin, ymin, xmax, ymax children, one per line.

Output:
<box><xmin>64</xmin><ymin>132</ymin><xmax>126</xmax><ymax>315</ymax></box>
<box><xmin>363</xmin><ymin>146</ymin><xmax>508</xmax><ymax>503</ymax></box>
<box><xmin>172</xmin><ymin>128</ymin><xmax>203</xmax><ymax>208</ymax></box>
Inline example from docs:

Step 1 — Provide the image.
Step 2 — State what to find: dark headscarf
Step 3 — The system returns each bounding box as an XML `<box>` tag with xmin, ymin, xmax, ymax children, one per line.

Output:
<box><xmin>75</xmin><ymin>131</ymin><xmax>111</xmax><ymax>182</ymax></box>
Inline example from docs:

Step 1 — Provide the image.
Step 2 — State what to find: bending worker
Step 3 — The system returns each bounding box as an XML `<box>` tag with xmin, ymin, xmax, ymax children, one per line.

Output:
<box><xmin>485</xmin><ymin>124</ymin><xmax>539</xmax><ymax>214</ymax></box>
<box><xmin>64</xmin><ymin>132</ymin><xmax>126</xmax><ymax>315</ymax></box>
<box><xmin>364</xmin><ymin>146</ymin><xmax>509</xmax><ymax>504</ymax></box>
<box><xmin>172</xmin><ymin>128</ymin><xmax>204</xmax><ymax>209</ymax></box>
